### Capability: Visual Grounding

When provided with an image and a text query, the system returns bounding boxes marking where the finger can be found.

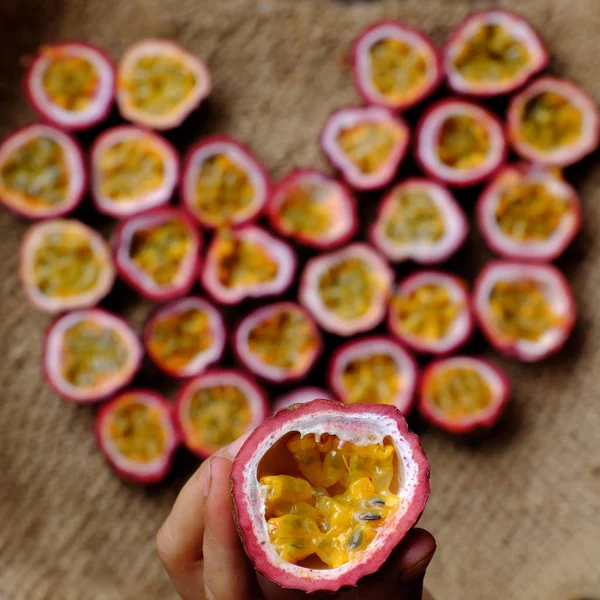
[395,528,437,583]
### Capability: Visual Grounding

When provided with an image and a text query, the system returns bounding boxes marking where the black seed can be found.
[361,512,382,521]
[349,529,363,550]
[370,498,385,507]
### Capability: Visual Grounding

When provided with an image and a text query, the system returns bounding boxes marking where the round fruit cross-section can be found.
[370,178,468,264]
[20,219,115,313]
[200,226,296,305]
[328,336,418,415]
[143,296,225,378]
[116,40,211,130]
[300,243,393,336]
[273,388,336,413]
[95,390,178,483]
[419,356,510,434]
[175,369,269,459]
[25,42,115,131]
[43,309,143,403]
[352,21,442,111]
[113,207,201,301]
[230,399,430,593]
[320,106,410,190]
[0,124,85,219]
[234,302,322,383]
[388,271,473,355]
[473,261,576,361]
[91,126,179,218]
[477,164,581,261]
[181,136,269,229]
[507,76,600,167]
[415,99,506,187]
[267,169,357,249]
[443,10,548,97]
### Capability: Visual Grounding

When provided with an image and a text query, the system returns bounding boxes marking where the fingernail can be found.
[398,549,436,583]
[224,433,249,459]
[203,458,212,498]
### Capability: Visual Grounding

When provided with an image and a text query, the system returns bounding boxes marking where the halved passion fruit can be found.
[91,126,179,218]
[234,302,322,383]
[370,178,468,264]
[143,296,225,378]
[273,388,336,413]
[320,106,410,190]
[473,261,576,361]
[267,169,357,249]
[299,243,393,336]
[116,40,211,130]
[507,76,600,167]
[443,10,549,97]
[181,136,269,229]
[351,21,442,111]
[230,399,430,593]
[95,390,178,483]
[388,271,473,355]
[25,42,116,131]
[113,207,201,301]
[419,356,510,434]
[415,99,506,187]
[43,308,143,403]
[20,219,115,313]
[200,226,296,305]
[175,369,269,459]
[0,124,85,219]
[477,164,581,261]
[328,336,418,415]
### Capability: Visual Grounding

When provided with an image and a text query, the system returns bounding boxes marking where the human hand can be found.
[157,434,436,600]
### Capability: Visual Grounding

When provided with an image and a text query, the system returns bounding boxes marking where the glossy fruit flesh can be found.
[438,114,489,170]
[341,354,401,405]
[260,433,399,569]
[280,186,330,236]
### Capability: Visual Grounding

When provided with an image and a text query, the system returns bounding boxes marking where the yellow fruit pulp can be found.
[337,123,399,174]
[437,115,490,170]
[258,433,399,568]
[278,182,331,237]
[341,353,401,405]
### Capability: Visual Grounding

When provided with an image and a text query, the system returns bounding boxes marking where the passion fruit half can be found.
[443,10,549,97]
[25,42,116,131]
[320,106,410,190]
[352,21,442,111]
[299,243,393,336]
[419,356,510,434]
[267,169,357,249]
[113,207,201,301]
[200,226,296,305]
[116,40,211,130]
[473,260,576,361]
[415,99,507,187]
[230,399,430,593]
[388,271,473,355]
[329,336,418,415]
[370,178,468,264]
[43,308,143,403]
[477,164,581,261]
[91,126,179,218]
[507,76,600,167]
[95,389,178,483]
[20,219,115,313]
[234,302,322,383]
[273,387,336,413]
[143,296,225,378]
[175,369,269,459]
[0,124,85,219]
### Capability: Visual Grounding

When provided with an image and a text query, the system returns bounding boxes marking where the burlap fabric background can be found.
[1,1,599,599]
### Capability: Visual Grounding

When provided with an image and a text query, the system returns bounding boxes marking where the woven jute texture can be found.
[1,1,599,599]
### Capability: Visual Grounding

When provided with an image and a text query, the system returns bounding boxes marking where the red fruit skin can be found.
[174,369,270,460]
[112,207,202,302]
[443,9,549,97]
[181,135,270,229]
[95,390,179,484]
[414,99,507,188]
[24,42,116,131]
[473,260,576,361]
[419,357,511,434]
[476,164,582,262]
[230,399,430,593]
[233,302,323,384]
[266,169,358,250]
[0,124,86,220]
[273,387,337,413]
